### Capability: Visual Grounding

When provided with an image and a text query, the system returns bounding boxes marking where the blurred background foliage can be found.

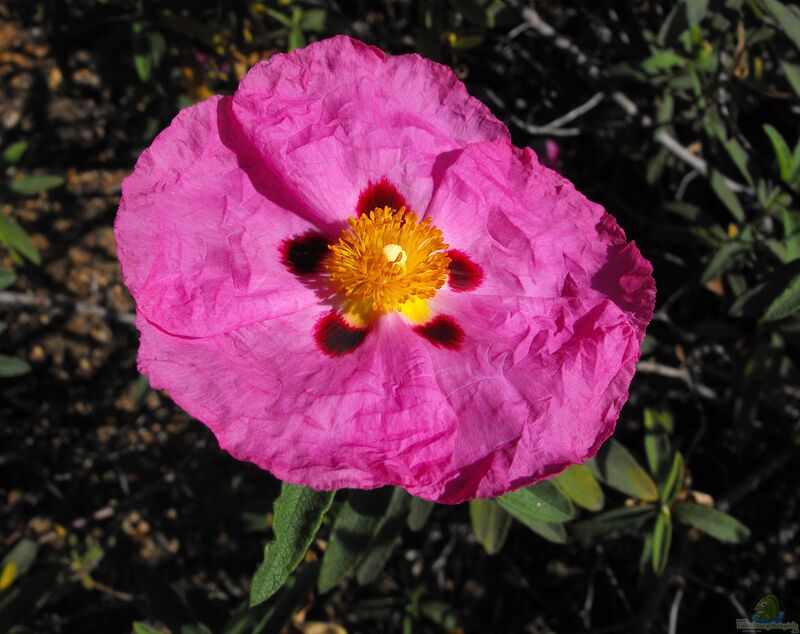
[1,0,799,632]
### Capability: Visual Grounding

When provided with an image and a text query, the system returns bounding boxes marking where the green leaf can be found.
[553,464,604,511]
[249,484,334,607]
[589,439,659,501]
[572,505,656,540]
[469,499,512,555]
[131,22,151,81]
[660,452,685,505]
[181,625,213,634]
[288,8,305,51]
[700,241,750,284]
[709,170,745,222]
[673,502,750,542]
[0,356,31,378]
[2,142,27,164]
[498,480,575,523]
[8,175,64,197]
[759,0,800,50]
[406,497,435,532]
[643,409,673,485]
[641,50,687,73]
[684,0,710,27]
[781,60,800,98]
[299,8,327,32]
[723,138,754,187]
[355,488,412,585]
[516,517,567,544]
[132,624,161,634]
[764,124,793,181]
[1,540,38,580]
[447,0,492,27]
[762,273,800,321]
[651,507,672,575]
[729,260,800,320]
[0,267,16,290]
[318,488,392,593]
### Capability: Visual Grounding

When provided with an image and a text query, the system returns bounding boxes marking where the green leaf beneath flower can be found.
[318,488,393,593]
[589,439,659,501]
[469,498,512,555]
[498,479,575,523]
[673,502,750,543]
[249,483,334,607]
[651,507,672,575]
[553,464,604,511]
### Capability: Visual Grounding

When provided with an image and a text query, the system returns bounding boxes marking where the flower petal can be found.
[136,311,461,497]
[116,96,322,337]
[232,36,509,225]
[424,292,643,502]
[427,140,655,335]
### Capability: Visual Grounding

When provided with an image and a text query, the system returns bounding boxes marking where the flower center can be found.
[327,206,451,312]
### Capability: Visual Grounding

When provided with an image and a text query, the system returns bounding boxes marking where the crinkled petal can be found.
[427,140,655,335]
[116,95,321,337]
[422,292,642,502]
[136,310,462,497]
[232,36,509,225]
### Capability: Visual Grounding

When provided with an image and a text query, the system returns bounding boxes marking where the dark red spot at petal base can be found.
[315,311,369,356]
[281,231,329,275]
[356,178,409,217]
[447,249,483,292]
[414,315,464,350]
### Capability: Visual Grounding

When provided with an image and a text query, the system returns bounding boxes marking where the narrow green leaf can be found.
[498,480,575,523]
[253,562,320,634]
[0,356,31,378]
[181,625,213,634]
[643,409,673,485]
[554,464,604,511]
[299,8,326,31]
[684,0,710,27]
[8,175,64,197]
[764,124,793,181]
[2,142,27,164]
[250,484,334,607]
[356,488,412,585]
[589,439,659,501]
[762,273,800,321]
[265,8,292,27]
[0,267,16,290]
[641,50,687,73]
[406,496,435,532]
[673,502,750,542]
[469,499,512,555]
[133,624,161,634]
[700,241,749,284]
[516,517,567,544]
[1,540,38,579]
[572,505,656,540]
[759,0,800,50]
[652,507,672,575]
[781,60,800,98]
[729,260,800,319]
[318,488,392,593]
[131,22,151,81]
[288,8,305,51]
[660,452,685,505]
[709,170,744,222]
[720,136,755,188]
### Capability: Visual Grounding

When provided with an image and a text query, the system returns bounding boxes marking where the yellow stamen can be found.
[327,206,450,312]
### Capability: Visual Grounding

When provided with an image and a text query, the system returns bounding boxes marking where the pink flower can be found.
[115,36,655,504]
